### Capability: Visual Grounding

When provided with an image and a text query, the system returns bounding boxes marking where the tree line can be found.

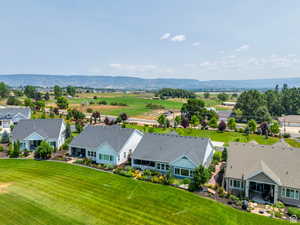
[234,84,300,123]
[155,88,196,99]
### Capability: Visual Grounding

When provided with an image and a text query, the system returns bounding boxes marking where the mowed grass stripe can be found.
[0,161,172,225]
[0,160,294,225]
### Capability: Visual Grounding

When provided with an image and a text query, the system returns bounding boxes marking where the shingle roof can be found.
[12,119,64,140]
[70,125,137,153]
[133,133,211,165]
[0,107,31,119]
[225,142,300,189]
[279,115,300,123]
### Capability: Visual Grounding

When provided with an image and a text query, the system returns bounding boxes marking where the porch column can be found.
[273,185,278,204]
[245,180,249,198]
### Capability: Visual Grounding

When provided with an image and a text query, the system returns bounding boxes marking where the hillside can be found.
[0,159,293,225]
[0,74,300,90]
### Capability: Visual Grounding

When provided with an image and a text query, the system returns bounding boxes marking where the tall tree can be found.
[227,117,236,130]
[66,86,76,96]
[181,99,205,121]
[0,82,10,98]
[24,85,36,98]
[56,96,69,109]
[247,119,257,134]
[54,85,63,99]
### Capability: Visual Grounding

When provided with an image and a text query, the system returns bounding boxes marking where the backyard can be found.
[0,159,293,225]
[125,124,280,145]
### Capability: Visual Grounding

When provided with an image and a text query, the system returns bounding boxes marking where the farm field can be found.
[47,93,183,118]
[125,124,280,145]
[0,160,293,225]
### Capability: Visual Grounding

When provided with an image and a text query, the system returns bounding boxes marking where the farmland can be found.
[0,159,292,225]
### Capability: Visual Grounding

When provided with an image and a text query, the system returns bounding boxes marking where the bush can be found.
[213,151,222,163]
[288,207,300,218]
[34,141,53,160]
[98,100,107,105]
[1,131,9,144]
[274,201,285,209]
[188,182,198,192]
[183,178,191,185]
[86,108,93,113]
[283,133,291,138]
[0,145,3,152]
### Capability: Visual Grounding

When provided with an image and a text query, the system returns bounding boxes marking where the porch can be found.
[247,181,276,204]
[71,147,86,157]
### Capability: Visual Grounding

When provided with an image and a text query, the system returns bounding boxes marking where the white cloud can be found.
[235,44,250,52]
[160,33,171,40]
[171,34,186,42]
[192,42,200,46]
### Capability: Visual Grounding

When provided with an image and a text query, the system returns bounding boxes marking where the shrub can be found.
[188,182,198,192]
[213,151,222,163]
[283,133,291,138]
[288,207,300,218]
[86,108,93,113]
[0,145,3,152]
[1,131,9,144]
[274,201,285,209]
[98,100,107,105]
[34,141,53,160]
[183,178,191,185]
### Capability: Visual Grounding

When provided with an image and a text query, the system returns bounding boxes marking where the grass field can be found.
[0,160,293,225]
[125,124,280,145]
[48,94,183,118]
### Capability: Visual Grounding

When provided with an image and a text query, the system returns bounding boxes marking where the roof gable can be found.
[70,125,136,153]
[133,133,210,165]
[226,142,300,188]
[24,131,47,140]
[12,119,64,141]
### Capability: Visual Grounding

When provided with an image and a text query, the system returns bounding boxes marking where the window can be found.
[181,169,189,177]
[156,163,169,171]
[230,179,242,189]
[281,188,300,200]
[123,152,126,158]
[99,154,113,162]
[174,167,192,177]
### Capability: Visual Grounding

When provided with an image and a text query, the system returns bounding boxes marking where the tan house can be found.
[224,142,300,206]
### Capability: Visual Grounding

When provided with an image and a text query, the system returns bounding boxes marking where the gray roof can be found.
[133,133,211,165]
[12,119,64,140]
[225,142,300,189]
[279,115,300,123]
[0,107,31,119]
[70,125,137,152]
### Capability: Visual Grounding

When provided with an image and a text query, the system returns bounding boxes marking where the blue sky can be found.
[1,0,300,80]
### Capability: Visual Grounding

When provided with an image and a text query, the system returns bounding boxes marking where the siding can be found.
[170,156,196,169]
[249,172,276,185]
[118,130,143,164]
[94,143,118,165]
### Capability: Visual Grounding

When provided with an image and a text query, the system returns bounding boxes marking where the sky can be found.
[1,0,300,80]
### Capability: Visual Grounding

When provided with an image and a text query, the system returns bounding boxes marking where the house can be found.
[69,126,144,165]
[217,110,232,122]
[224,142,300,206]
[222,102,236,107]
[0,107,31,132]
[12,119,66,151]
[132,133,214,178]
[279,115,300,127]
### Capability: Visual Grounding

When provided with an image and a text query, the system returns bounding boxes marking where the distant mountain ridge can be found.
[0,74,299,90]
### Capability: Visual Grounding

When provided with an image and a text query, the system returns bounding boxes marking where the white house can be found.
[12,119,66,150]
[0,107,31,133]
[132,133,214,178]
[69,125,144,165]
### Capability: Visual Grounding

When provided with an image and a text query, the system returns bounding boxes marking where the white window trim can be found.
[281,187,300,200]
[229,179,243,190]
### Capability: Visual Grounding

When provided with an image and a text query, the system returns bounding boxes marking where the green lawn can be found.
[69,95,183,116]
[125,124,279,145]
[0,160,293,225]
